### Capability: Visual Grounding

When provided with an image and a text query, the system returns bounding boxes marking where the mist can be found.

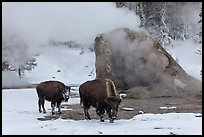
[2,2,141,87]
[2,2,140,49]
[104,28,178,89]
[2,71,30,88]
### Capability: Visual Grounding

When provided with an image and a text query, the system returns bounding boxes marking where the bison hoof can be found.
[100,119,105,122]
[52,112,55,115]
[109,119,114,123]
[58,112,61,114]
[85,116,91,120]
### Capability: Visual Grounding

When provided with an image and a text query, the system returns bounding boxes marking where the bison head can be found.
[105,96,122,123]
[63,86,71,102]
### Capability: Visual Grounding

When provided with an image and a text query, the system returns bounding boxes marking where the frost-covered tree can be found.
[2,30,37,78]
[115,2,173,46]
[198,7,202,44]
[140,2,174,46]
[116,2,126,8]
[198,7,202,78]
[115,2,202,47]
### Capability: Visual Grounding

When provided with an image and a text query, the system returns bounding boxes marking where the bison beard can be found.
[36,80,70,115]
[79,78,121,123]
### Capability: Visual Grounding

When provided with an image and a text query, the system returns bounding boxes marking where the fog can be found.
[2,2,141,87]
[2,71,30,88]
[2,2,140,49]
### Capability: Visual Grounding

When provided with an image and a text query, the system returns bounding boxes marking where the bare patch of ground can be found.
[37,84,202,121]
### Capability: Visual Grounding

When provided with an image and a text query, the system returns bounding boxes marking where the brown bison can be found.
[36,80,71,115]
[79,78,122,123]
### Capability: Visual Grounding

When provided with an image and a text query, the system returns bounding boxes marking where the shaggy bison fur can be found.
[79,78,122,123]
[36,80,71,115]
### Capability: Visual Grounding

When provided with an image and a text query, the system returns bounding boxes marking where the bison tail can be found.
[80,98,83,107]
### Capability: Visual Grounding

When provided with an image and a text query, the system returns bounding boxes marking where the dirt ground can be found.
[37,85,202,121]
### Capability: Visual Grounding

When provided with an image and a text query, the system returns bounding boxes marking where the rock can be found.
[94,28,201,91]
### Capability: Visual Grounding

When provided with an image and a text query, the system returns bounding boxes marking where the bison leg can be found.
[100,115,105,122]
[57,101,61,114]
[84,108,91,120]
[41,99,46,113]
[96,104,105,122]
[51,101,56,115]
[38,99,42,113]
[38,98,46,113]
[108,112,115,123]
[105,108,114,123]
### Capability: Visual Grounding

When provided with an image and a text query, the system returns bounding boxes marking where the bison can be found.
[36,80,71,115]
[79,78,122,123]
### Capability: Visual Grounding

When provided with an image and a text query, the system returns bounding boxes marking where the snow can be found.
[24,46,96,85]
[159,106,177,110]
[174,79,186,91]
[2,88,202,135]
[122,107,134,111]
[166,40,202,81]
[2,2,202,135]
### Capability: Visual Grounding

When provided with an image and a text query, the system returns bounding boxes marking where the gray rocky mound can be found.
[94,28,201,95]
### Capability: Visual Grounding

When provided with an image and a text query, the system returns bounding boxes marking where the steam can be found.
[105,28,174,89]
[2,71,29,88]
[2,29,34,68]
[2,2,140,87]
[2,2,140,49]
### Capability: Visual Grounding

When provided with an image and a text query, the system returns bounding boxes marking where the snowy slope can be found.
[166,40,202,81]
[24,46,96,85]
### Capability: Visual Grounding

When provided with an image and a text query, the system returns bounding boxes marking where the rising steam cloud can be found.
[104,28,174,89]
[2,2,140,87]
[2,2,140,51]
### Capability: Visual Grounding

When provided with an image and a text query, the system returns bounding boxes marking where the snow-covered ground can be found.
[2,88,202,135]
